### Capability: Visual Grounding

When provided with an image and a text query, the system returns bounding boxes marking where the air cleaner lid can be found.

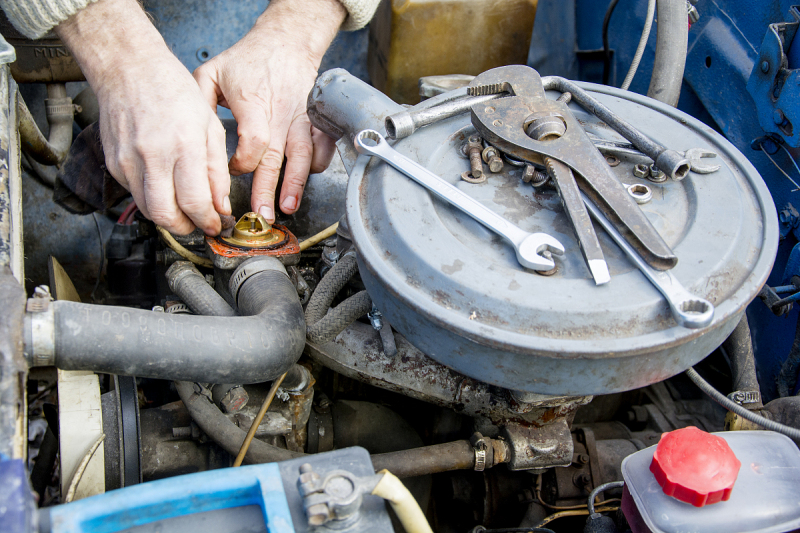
[346,82,778,395]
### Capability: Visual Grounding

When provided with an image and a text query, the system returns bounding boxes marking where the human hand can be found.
[193,0,345,223]
[56,0,230,235]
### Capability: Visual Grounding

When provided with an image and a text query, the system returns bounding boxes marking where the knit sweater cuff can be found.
[0,0,97,39]
[338,0,380,31]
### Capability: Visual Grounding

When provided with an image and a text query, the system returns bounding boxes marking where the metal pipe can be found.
[646,0,688,107]
[17,84,74,166]
[541,76,689,180]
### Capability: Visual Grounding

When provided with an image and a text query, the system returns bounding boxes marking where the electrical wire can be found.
[685,367,800,440]
[587,481,624,515]
[759,140,800,191]
[299,221,339,251]
[535,507,620,529]
[602,0,621,85]
[232,373,287,467]
[531,474,620,510]
[90,213,105,303]
[155,226,213,268]
[620,0,656,90]
[64,433,105,503]
[117,201,137,224]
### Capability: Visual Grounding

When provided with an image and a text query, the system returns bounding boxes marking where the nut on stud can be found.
[633,163,650,179]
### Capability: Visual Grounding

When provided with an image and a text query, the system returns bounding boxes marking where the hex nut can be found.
[633,163,650,179]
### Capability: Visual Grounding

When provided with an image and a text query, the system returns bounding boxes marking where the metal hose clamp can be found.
[228,256,288,305]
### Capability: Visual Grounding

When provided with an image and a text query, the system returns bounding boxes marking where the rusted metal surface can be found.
[502,419,573,470]
[205,223,300,267]
[305,321,590,427]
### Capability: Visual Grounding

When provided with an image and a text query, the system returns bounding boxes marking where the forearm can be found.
[54,0,173,95]
[251,0,347,68]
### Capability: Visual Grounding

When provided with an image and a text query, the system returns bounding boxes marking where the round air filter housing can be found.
[346,83,777,396]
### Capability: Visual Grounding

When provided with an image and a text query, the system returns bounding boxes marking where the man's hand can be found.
[193,0,344,223]
[56,0,230,235]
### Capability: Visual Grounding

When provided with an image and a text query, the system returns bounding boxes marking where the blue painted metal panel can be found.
[48,463,294,533]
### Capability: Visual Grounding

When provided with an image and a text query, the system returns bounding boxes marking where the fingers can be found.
[172,145,221,235]
[207,120,232,215]
[279,117,315,216]
[250,129,288,224]
[229,100,271,176]
[193,64,223,111]
[310,126,336,174]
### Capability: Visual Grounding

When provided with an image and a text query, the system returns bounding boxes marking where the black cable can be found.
[470,526,555,533]
[90,213,105,303]
[602,0,621,85]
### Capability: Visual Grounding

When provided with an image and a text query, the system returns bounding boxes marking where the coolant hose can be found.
[166,261,236,317]
[24,257,305,383]
[646,0,688,107]
[305,254,372,344]
[722,316,761,405]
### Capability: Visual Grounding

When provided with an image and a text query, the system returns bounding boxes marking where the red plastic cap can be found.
[649,426,741,507]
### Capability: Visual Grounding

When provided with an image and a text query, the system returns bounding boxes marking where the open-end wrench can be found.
[354,129,565,271]
[580,191,714,329]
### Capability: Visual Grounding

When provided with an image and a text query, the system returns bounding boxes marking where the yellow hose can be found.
[299,222,339,251]
[372,470,433,533]
[156,226,213,268]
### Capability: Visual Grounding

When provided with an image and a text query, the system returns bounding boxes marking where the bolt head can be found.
[633,163,649,179]
[761,60,770,73]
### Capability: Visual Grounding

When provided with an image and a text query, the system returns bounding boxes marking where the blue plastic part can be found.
[47,463,295,533]
[0,458,37,533]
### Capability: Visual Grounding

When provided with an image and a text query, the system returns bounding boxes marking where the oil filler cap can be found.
[649,426,741,507]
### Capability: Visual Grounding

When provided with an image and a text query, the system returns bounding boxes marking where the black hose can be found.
[305,254,359,325]
[722,316,761,403]
[175,381,303,463]
[166,261,236,317]
[47,257,305,383]
[307,290,372,344]
[602,0,621,85]
[686,368,800,440]
[778,313,800,398]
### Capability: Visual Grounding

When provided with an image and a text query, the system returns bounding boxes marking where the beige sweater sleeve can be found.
[338,0,382,31]
[0,0,97,39]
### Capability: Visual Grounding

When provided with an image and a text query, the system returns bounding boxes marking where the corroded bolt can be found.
[482,146,504,173]
[523,165,549,187]
[633,163,650,179]
[648,163,666,182]
[220,385,249,413]
[466,135,484,179]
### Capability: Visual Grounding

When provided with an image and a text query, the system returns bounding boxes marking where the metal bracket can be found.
[747,6,800,147]
[728,390,762,406]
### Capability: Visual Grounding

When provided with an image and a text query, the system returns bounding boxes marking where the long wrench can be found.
[580,192,714,329]
[354,130,565,271]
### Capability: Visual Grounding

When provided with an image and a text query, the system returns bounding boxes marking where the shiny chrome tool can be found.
[468,65,681,279]
[581,192,714,329]
[354,129,565,272]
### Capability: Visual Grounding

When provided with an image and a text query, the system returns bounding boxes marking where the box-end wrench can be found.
[354,130,565,272]
[580,191,714,329]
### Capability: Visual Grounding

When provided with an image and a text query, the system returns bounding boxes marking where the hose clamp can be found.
[728,390,761,406]
[25,301,55,367]
[229,256,287,304]
[474,449,486,471]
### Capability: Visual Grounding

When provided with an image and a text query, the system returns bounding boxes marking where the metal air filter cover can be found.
[345,83,777,396]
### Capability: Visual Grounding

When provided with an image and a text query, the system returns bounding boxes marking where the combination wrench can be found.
[354,129,565,272]
[580,191,714,329]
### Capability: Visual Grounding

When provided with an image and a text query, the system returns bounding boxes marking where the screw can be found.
[523,165,549,186]
[535,250,558,276]
[482,146,504,173]
[761,60,770,73]
[465,135,484,179]
[172,426,192,438]
[633,163,649,179]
